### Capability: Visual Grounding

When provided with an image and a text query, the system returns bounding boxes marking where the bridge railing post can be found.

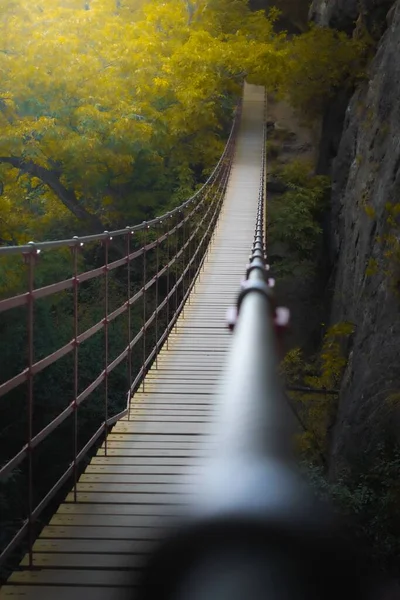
[72,238,80,502]
[126,229,133,418]
[166,223,171,351]
[24,245,36,568]
[155,223,160,370]
[103,233,110,456]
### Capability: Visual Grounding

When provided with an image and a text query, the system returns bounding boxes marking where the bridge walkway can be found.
[0,83,266,599]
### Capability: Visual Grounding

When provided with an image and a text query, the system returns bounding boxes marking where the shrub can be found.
[266,140,281,159]
[302,445,400,568]
[280,25,372,120]
[373,203,400,292]
[365,257,378,277]
[281,321,355,462]
[269,161,330,262]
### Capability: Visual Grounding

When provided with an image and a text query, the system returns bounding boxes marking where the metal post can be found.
[187,212,192,305]
[103,235,110,456]
[166,224,170,351]
[174,223,179,333]
[142,226,148,391]
[25,246,35,568]
[72,239,79,501]
[263,91,268,246]
[182,212,186,318]
[127,230,133,421]
[155,224,160,369]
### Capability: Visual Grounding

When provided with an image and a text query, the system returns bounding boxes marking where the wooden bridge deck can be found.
[0,84,266,599]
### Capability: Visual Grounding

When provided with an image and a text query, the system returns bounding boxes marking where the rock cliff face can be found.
[313,0,400,473]
[309,0,395,33]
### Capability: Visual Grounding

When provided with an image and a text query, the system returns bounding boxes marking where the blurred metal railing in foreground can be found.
[138,95,374,600]
[0,103,241,568]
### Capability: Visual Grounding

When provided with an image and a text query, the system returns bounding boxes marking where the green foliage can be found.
[269,161,330,267]
[270,0,310,32]
[282,321,354,462]
[364,204,376,219]
[318,321,355,387]
[266,140,281,159]
[0,0,284,243]
[365,257,378,277]
[303,445,400,567]
[279,25,371,120]
[386,392,400,409]
[385,202,400,228]
[269,126,294,142]
[372,203,400,292]
[280,347,303,382]
[383,234,400,291]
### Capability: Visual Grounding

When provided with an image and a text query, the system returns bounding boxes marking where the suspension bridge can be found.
[0,83,270,598]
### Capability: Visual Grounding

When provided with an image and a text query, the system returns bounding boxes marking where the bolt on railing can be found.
[0,102,241,569]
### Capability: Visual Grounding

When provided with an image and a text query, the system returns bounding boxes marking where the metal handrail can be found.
[0,102,241,568]
[138,90,371,600]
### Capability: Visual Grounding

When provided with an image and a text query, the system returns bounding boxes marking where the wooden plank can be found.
[40,525,165,540]
[124,406,216,413]
[124,415,214,423]
[95,448,209,457]
[75,482,193,494]
[0,586,134,600]
[138,380,219,387]
[148,356,219,362]
[31,538,158,554]
[57,503,183,517]
[65,492,190,504]
[144,366,227,370]
[127,405,217,412]
[21,552,146,569]
[9,569,138,587]
[91,456,202,466]
[148,366,225,371]
[96,433,211,442]
[144,374,221,380]
[49,513,179,528]
[103,437,211,446]
[86,464,203,475]
[129,397,217,404]
[80,473,198,484]
[131,388,215,395]
[161,337,229,343]
[112,422,208,435]
[100,441,210,449]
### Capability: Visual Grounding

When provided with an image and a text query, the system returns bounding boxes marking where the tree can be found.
[0,0,282,244]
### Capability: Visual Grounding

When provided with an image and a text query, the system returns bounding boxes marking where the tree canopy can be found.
[0,0,282,244]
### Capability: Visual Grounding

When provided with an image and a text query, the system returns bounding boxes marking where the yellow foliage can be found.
[386,392,400,408]
[280,348,305,383]
[317,321,355,388]
[366,257,379,277]
[277,25,371,120]
[364,205,376,219]
[0,0,283,242]
[283,322,355,462]
[371,203,400,292]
